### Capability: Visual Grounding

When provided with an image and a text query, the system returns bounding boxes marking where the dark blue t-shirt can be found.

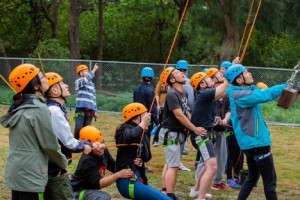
[191,88,216,129]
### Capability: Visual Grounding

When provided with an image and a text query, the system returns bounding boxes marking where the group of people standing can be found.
[0,57,291,200]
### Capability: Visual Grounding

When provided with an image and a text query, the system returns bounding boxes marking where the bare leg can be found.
[198,158,217,200]
[194,166,205,191]
[162,163,168,189]
[165,167,179,193]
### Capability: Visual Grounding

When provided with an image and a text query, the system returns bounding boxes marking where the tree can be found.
[40,0,63,39]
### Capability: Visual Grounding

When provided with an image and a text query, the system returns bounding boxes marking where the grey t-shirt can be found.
[161,87,188,129]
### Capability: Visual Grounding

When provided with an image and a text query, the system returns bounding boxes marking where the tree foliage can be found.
[0,0,299,68]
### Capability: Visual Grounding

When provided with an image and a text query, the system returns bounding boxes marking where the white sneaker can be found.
[189,188,198,198]
[205,192,212,198]
[179,163,191,172]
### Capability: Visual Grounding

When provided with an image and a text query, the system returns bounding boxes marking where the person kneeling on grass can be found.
[115,103,172,200]
[71,126,132,200]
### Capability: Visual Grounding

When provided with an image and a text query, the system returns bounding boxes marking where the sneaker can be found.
[179,163,191,172]
[211,183,231,190]
[189,188,198,198]
[182,151,189,156]
[234,178,241,185]
[161,190,167,194]
[152,141,158,147]
[205,192,212,198]
[227,179,239,188]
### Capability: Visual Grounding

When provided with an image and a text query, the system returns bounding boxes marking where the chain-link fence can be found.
[0,57,299,113]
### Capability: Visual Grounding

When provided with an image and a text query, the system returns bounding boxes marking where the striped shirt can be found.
[75,72,97,111]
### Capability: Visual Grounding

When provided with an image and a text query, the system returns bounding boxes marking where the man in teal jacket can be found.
[225,63,286,200]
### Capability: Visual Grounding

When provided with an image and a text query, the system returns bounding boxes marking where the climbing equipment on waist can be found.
[38,193,43,200]
[197,131,234,148]
[162,128,188,148]
[129,174,138,199]
[79,190,86,200]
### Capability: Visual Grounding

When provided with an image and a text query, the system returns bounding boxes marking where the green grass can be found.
[0,105,300,199]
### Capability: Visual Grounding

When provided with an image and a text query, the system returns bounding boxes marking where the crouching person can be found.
[115,103,172,200]
[71,126,130,200]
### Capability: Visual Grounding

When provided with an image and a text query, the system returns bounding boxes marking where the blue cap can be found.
[220,61,232,69]
[176,60,188,70]
[141,67,154,77]
[202,68,208,73]
[224,64,245,84]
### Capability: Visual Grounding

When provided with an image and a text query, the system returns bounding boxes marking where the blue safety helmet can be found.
[202,68,208,73]
[224,64,246,84]
[176,60,188,70]
[141,67,154,78]
[220,61,232,69]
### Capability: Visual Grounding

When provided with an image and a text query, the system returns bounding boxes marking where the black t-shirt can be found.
[214,96,230,119]
[161,87,188,129]
[191,88,216,129]
[70,149,116,192]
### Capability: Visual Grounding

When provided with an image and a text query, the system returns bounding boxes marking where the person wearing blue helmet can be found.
[219,61,232,75]
[133,67,159,173]
[224,59,287,200]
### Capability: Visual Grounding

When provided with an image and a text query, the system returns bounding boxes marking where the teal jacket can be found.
[225,84,286,150]
[0,94,67,192]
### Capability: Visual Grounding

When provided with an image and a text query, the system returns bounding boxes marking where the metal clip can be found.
[287,61,300,90]
[136,144,143,158]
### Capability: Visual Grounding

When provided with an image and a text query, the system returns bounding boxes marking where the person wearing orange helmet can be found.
[0,64,67,200]
[74,63,99,140]
[115,103,172,200]
[189,71,230,200]
[71,126,131,200]
[205,68,232,190]
[44,72,100,199]
[158,68,207,200]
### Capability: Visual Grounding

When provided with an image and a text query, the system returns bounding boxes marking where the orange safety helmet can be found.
[160,67,174,86]
[190,72,207,90]
[9,63,40,93]
[205,68,218,78]
[45,72,63,87]
[256,82,268,89]
[122,102,147,122]
[80,125,103,143]
[76,64,88,74]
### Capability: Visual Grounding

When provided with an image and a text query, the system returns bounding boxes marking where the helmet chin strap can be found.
[241,74,251,86]
[174,77,186,85]
[214,76,224,84]
[47,84,67,103]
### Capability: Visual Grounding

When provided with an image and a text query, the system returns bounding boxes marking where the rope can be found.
[38,53,45,74]
[139,0,190,144]
[237,0,255,57]
[0,74,16,93]
[240,0,262,63]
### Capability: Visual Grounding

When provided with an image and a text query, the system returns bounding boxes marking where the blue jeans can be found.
[238,146,277,200]
[74,108,95,139]
[116,170,172,200]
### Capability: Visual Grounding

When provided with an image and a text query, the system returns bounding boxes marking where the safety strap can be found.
[225,131,234,138]
[79,190,86,200]
[129,175,137,199]
[38,193,43,200]
[197,131,235,148]
[163,137,181,148]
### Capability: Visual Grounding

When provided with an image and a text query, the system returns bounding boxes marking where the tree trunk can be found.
[96,0,104,91]
[28,0,44,47]
[0,38,11,79]
[69,0,81,93]
[218,0,236,63]
[40,0,61,39]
